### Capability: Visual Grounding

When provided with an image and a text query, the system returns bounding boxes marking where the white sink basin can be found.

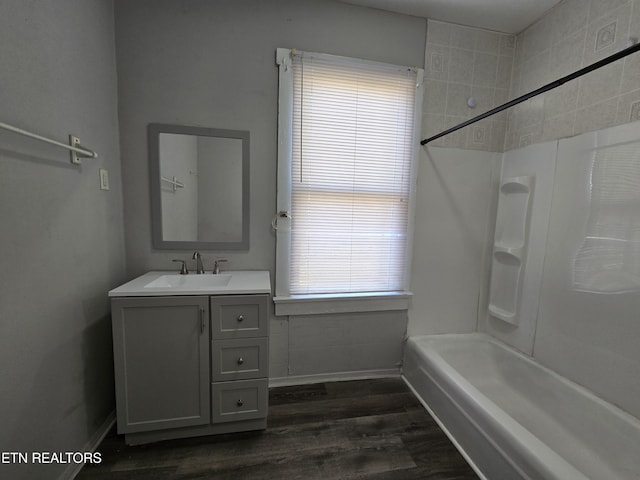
[144,274,231,289]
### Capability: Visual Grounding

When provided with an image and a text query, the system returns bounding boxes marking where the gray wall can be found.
[114,0,426,381]
[115,0,425,276]
[0,1,125,479]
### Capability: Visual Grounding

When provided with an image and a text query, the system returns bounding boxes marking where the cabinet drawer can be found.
[211,379,268,424]
[212,338,268,381]
[210,295,268,339]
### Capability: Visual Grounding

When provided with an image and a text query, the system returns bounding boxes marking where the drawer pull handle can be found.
[237,315,244,322]
[237,357,244,365]
[236,399,244,407]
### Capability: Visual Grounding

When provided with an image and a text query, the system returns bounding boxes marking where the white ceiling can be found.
[339,0,563,34]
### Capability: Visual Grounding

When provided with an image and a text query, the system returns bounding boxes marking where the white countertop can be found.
[109,270,271,297]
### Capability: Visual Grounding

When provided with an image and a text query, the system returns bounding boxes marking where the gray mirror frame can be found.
[148,123,250,250]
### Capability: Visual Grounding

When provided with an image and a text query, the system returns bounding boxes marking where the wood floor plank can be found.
[77,379,479,480]
[268,391,420,428]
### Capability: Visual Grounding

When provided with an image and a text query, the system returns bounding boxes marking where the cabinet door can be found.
[111,296,210,434]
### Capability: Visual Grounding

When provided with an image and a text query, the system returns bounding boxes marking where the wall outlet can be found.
[99,168,110,190]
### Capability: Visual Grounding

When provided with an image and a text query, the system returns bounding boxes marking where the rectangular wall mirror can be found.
[148,124,250,250]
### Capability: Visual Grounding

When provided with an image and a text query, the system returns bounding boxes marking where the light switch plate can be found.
[99,168,110,190]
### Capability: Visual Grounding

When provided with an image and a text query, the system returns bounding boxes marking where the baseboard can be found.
[61,410,116,480]
[268,368,400,388]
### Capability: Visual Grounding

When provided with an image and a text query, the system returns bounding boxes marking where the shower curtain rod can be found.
[420,41,640,145]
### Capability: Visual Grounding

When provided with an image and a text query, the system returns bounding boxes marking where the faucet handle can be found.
[172,259,189,275]
[213,259,228,274]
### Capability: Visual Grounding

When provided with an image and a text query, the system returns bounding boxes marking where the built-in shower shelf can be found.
[488,174,535,326]
[488,304,516,323]
[493,245,523,262]
[500,176,532,194]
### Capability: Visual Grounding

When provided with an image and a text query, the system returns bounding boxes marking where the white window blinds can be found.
[287,52,419,295]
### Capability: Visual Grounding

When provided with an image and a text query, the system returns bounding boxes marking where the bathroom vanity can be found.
[108,270,270,445]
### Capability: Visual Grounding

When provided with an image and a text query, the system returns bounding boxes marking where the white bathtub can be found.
[402,333,640,480]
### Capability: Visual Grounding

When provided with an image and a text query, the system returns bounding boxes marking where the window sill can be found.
[273,291,412,316]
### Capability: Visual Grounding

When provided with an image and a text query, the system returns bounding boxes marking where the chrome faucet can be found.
[192,251,205,274]
[172,259,189,275]
[213,259,227,275]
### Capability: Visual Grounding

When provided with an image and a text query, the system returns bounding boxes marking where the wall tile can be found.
[519,132,534,147]
[544,81,579,118]
[542,111,577,140]
[549,28,586,79]
[450,24,476,49]
[504,131,518,151]
[465,118,492,150]
[620,48,640,94]
[448,48,474,84]
[471,85,495,113]
[514,32,525,66]
[576,61,623,108]
[584,2,632,64]
[595,21,618,51]
[424,79,447,114]
[521,15,554,62]
[510,64,523,97]
[490,116,507,151]
[496,55,514,89]
[443,115,469,148]
[426,20,451,46]
[501,0,640,151]
[589,0,631,23]
[517,97,545,130]
[423,80,447,119]
[476,30,500,53]
[616,88,640,122]
[549,0,591,43]
[424,19,516,152]
[574,97,619,134]
[446,83,472,116]
[632,0,640,37]
[499,34,516,56]
[521,50,551,93]
[494,88,510,107]
[631,100,640,120]
[517,121,543,147]
[425,44,450,81]
[473,52,498,87]
[506,104,519,130]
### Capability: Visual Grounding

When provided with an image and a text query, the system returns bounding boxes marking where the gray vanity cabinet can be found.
[110,292,269,445]
[111,296,210,434]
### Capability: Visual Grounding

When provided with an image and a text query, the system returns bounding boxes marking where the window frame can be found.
[273,48,423,315]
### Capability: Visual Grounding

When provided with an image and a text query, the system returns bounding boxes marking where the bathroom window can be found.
[274,49,423,310]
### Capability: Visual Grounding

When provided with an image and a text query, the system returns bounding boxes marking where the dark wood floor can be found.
[77,378,479,479]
